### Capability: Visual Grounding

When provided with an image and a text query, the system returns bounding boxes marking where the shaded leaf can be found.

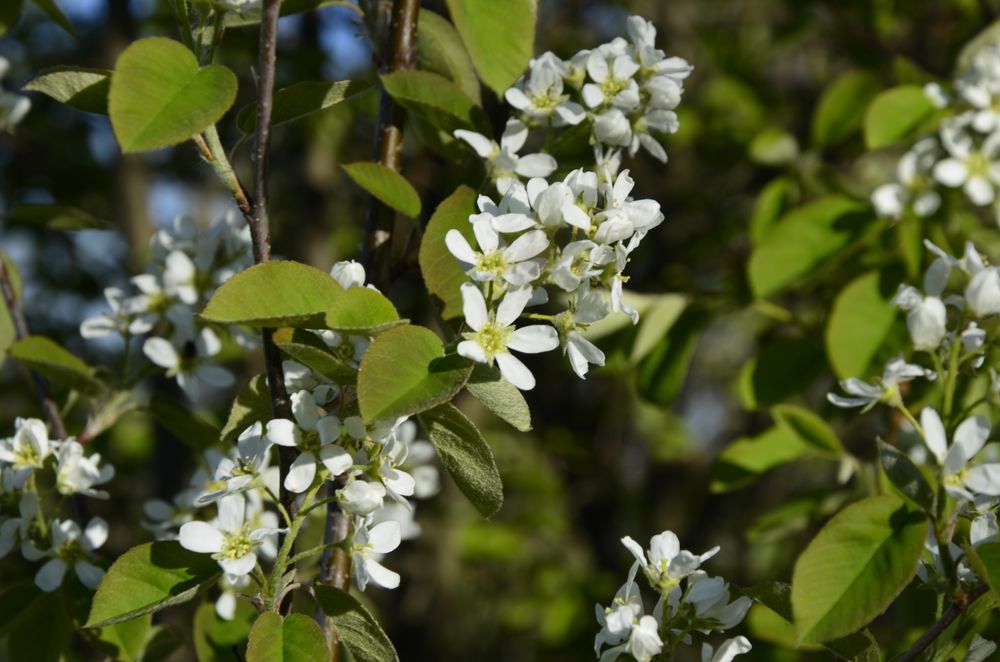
[749,177,797,245]
[9,335,103,394]
[864,86,937,149]
[221,375,270,443]
[465,363,531,432]
[629,294,688,364]
[635,307,705,406]
[224,0,356,28]
[773,404,844,456]
[739,336,825,409]
[245,613,329,662]
[32,0,74,36]
[0,0,22,36]
[419,185,477,319]
[149,393,220,451]
[272,327,358,385]
[445,0,536,95]
[877,440,935,512]
[710,426,813,493]
[825,270,899,380]
[380,69,489,134]
[237,79,372,132]
[8,591,72,662]
[193,600,257,662]
[324,286,403,334]
[5,203,110,230]
[749,126,799,165]
[314,586,400,662]
[23,66,110,114]
[342,161,422,218]
[811,71,879,148]
[416,9,480,103]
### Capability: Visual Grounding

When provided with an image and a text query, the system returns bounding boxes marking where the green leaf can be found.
[748,196,870,298]
[465,363,531,432]
[9,335,103,394]
[237,79,372,132]
[629,294,688,364]
[95,614,153,662]
[5,203,110,229]
[772,404,844,456]
[201,261,344,328]
[863,86,936,149]
[710,426,813,493]
[324,286,403,334]
[23,66,109,114]
[357,325,472,424]
[791,495,926,644]
[245,613,329,662]
[380,69,489,134]
[193,600,256,662]
[635,307,705,406]
[749,126,799,166]
[224,0,356,28]
[419,185,477,319]
[8,591,72,662]
[109,37,238,153]
[419,402,503,517]
[31,0,74,36]
[0,253,20,367]
[87,541,221,628]
[877,440,935,512]
[222,375,270,443]
[972,541,1000,601]
[416,9,481,103]
[149,393,220,451]
[811,71,879,148]
[739,337,825,409]
[314,586,400,662]
[445,0,536,95]
[749,177,797,245]
[273,328,358,384]
[342,161,422,218]
[825,270,898,380]
[0,0,22,36]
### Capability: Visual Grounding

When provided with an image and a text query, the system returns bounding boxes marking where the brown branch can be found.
[897,583,990,662]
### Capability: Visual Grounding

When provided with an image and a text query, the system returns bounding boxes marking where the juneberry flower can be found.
[827,357,936,409]
[446,219,549,287]
[178,493,279,577]
[351,520,402,591]
[266,390,354,493]
[31,517,107,592]
[455,119,557,193]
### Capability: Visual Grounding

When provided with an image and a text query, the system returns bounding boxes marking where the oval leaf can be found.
[419,185,477,319]
[416,9,481,103]
[418,402,503,517]
[24,66,111,114]
[86,541,221,628]
[238,79,372,132]
[5,204,110,230]
[109,37,238,153]
[357,325,472,423]
[380,69,488,134]
[342,162,422,218]
[710,426,812,493]
[791,495,926,644]
[825,271,898,380]
[811,70,879,148]
[246,613,329,662]
[877,440,935,512]
[445,0,536,95]
[465,363,531,432]
[314,586,400,662]
[201,261,344,328]
[273,327,358,384]
[10,335,102,394]
[772,404,844,456]
[324,286,402,334]
[863,86,936,150]
[222,374,271,443]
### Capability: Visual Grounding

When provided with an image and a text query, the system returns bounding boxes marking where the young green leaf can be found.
[876,440,935,512]
[748,196,870,298]
[629,294,688,365]
[9,335,103,394]
[791,495,926,644]
[193,600,256,662]
[109,37,238,153]
[419,185,477,319]
[23,66,110,114]
[324,286,403,334]
[445,0,537,95]
[237,79,372,132]
[86,541,221,628]
[971,541,1000,600]
[380,69,489,134]
[5,203,110,229]
[272,327,358,384]
[93,614,153,662]
[32,0,75,36]
[221,374,271,443]
[635,307,705,406]
[419,402,504,517]
[749,177,798,245]
[863,86,936,149]
[0,0,22,37]
[8,591,72,662]
[245,613,329,662]
[0,253,19,367]
[710,426,813,493]
[358,325,472,423]
[739,337,825,409]
[416,9,481,103]
[314,586,401,662]
[201,261,344,328]
[825,271,898,380]
[224,0,355,28]
[749,126,799,166]
[772,404,844,456]
[342,161,422,218]
[149,394,220,451]
[811,70,879,148]
[465,363,532,432]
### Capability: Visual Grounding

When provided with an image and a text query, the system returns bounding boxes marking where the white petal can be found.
[194,364,234,388]
[500,119,528,153]
[504,230,549,262]
[934,158,969,187]
[460,283,488,331]
[266,418,302,448]
[319,444,353,477]
[83,517,109,551]
[445,229,478,265]
[291,390,320,431]
[35,558,67,592]
[284,453,317,493]
[367,521,402,554]
[472,218,500,253]
[966,176,996,206]
[946,415,991,476]
[218,494,246,533]
[179,521,225,554]
[514,153,558,178]
[496,286,533,327]
[966,464,1000,495]
[920,407,948,465]
[495,352,535,390]
[220,552,257,577]
[454,130,495,158]
[457,340,488,363]
[364,558,400,589]
[142,337,179,369]
[507,325,559,353]
[74,560,105,589]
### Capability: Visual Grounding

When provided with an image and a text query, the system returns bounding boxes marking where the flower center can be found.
[219,529,253,560]
[475,251,509,278]
[56,539,84,565]
[967,151,992,178]
[469,322,512,360]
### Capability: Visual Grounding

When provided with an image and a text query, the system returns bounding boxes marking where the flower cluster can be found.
[0,418,114,592]
[595,531,751,662]
[0,57,30,133]
[81,212,255,401]
[450,16,688,390]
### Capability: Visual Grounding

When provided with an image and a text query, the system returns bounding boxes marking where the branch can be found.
[897,583,990,662]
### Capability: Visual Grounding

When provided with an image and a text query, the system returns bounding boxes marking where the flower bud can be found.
[907,297,947,350]
[966,267,1000,317]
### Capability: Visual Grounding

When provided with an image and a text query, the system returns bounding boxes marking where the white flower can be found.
[197,422,273,504]
[456,284,559,390]
[34,517,107,592]
[827,356,935,409]
[623,616,662,662]
[143,333,234,401]
[621,530,719,591]
[893,258,950,351]
[80,286,155,339]
[593,108,633,147]
[446,219,548,287]
[701,637,752,662]
[595,570,643,657]
[966,266,1000,317]
[178,493,278,576]
[504,56,586,126]
[55,440,114,499]
[0,493,36,559]
[351,521,402,591]
[330,260,366,289]
[582,51,641,110]
[921,408,1000,500]
[964,635,998,662]
[685,572,752,632]
[339,480,387,516]
[455,119,557,194]
[0,58,30,133]
[266,391,354,493]
[0,418,52,487]
[933,115,1000,206]
[871,138,941,219]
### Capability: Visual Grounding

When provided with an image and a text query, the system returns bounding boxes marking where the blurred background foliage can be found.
[4,0,1000,659]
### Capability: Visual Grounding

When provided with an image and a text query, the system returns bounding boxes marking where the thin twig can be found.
[897,583,990,662]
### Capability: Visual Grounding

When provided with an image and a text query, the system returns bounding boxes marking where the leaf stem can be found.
[896,583,989,662]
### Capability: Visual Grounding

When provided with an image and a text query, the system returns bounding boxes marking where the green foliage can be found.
[0,0,22,37]
[635,307,705,406]
[416,9,481,103]
[811,71,879,148]
[876,440,935,512]
[324,287,403,335]
[31,0,74,36]
[0,252,20,367]
[149,393,220,451]
[23,66,110,114]
[863,86,936,149]
[7,590,72,662]
[749,177,797,244]
[5,203,110,229]
[380,70,489,134]
[419,402,504,517]
[629,294,688,364]
[108,38,237,153]
[193,600,256,662]
[972,542,1000,601]
[419,185,477,319]
[445,0,537,95]
[342,161,422,218]
[739,336,824,409]
[245,613,329,662]
[314,586,401,662]
[237,79,372,132]
[9,334,102,394]
[791,496,926,644]
[223,0,356,28]
[202,261,345,328]
[272,327,358,384]
[86,541,221,628]
[772,404,844,456]
[94,614,153,662]
[749,126,799,166]
[357,324,471,424]
[222,374,270,443]
[825,271,898,379]
[748,196,871,298]
[465,364,532,432]
[710,425,815,493]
